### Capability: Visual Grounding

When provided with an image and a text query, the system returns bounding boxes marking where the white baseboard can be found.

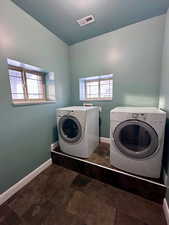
[0,158,52,206]
[100,137,110,144]
[163,169,168,186]
[51,141,58,151]
[163,198,169,225]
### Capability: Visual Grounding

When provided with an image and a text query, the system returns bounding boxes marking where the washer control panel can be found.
[56,110,74,118]
[132,113,147,120]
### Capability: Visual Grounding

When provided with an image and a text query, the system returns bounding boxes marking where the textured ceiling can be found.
[12,0,169,45]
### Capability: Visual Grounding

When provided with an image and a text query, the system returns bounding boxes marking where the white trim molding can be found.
[163,198,169,225]
[51,141,58,151]
[0,159,52,206]
[163,169,168,186]
[100,137,110,144]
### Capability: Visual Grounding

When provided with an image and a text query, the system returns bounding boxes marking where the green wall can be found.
[0,0,71,193]
[0,0,168,195]
[69,15,165,137]
[159,9,169,203]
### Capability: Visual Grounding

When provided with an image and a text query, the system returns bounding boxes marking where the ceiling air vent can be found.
[77,15,95,27]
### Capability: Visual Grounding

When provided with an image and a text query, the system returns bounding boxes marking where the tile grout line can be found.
[114,208,118,225]
[163,198,169,225]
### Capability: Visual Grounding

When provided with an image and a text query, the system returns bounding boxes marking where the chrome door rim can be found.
[113,120,159,159]
[59,115,82,144]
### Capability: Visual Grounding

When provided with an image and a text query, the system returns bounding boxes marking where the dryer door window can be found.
[113,120,158,159]
[59,115,82,143]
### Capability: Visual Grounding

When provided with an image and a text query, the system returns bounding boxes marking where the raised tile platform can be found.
[51,143,166,204]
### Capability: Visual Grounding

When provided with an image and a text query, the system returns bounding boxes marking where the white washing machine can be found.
[56,106,99,158]
[110,107,166,178]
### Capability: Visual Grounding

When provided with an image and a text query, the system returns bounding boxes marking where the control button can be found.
[132,113,139,118]
[140,113,146,120]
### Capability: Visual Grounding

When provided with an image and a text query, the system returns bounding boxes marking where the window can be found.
[7,59,56,105]
[79,74,113,101]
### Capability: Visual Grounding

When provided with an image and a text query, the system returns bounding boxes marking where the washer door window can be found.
[59,115,82,143]
[113,120,158,159]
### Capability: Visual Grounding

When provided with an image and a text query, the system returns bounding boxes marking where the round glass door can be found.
[113,120,158,159]
[59,115,82,143]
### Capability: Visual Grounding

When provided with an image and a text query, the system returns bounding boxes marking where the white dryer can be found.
[56,106,99,158]
[110,107,166,178]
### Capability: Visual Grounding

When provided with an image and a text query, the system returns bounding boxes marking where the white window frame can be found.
[7,58,56,106]
[79,74,113,101]
[8,65,46,102]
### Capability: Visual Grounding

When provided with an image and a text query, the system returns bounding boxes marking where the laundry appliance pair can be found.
[56,106,166,178]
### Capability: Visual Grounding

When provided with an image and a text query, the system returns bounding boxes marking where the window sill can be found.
[12,100,56,107]
[80,99,113,102]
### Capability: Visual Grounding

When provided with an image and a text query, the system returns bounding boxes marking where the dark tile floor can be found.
[54,142,110,168]
[0,164,167,225]
[88,142,111,167]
